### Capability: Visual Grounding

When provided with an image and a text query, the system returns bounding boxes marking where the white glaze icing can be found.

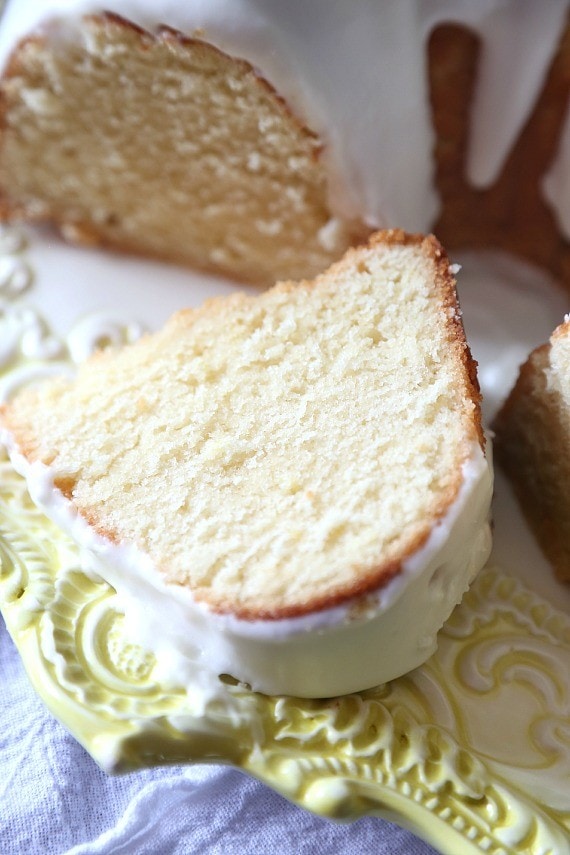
[1,436,492,699]
[1,231,567,702]
[0,1,568,232]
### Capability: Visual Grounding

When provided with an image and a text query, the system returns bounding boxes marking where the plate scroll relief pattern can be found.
[0,226,569,855]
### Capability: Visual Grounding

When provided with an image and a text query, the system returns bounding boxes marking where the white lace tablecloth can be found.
[1,616,440,855]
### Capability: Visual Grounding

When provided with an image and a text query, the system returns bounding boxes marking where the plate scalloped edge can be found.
[0,227,569,855]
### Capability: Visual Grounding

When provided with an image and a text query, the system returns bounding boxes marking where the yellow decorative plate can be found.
[0,226,569,855]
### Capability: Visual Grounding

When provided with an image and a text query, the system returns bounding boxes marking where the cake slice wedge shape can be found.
[0,230,493,698]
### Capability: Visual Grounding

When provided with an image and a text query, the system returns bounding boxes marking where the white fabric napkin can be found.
[1,616,439,854]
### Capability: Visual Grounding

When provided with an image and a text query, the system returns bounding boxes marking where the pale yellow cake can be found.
[0,231,490,621]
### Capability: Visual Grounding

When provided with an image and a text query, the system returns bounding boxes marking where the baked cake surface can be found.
[493,320,570,583]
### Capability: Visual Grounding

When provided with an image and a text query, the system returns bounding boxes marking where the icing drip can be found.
[0,1,569,232]
[420,1,569,188]
[464,1,568,188]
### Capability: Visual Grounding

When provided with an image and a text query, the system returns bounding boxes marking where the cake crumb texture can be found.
[0,13,366,285]
[0,231,485,618]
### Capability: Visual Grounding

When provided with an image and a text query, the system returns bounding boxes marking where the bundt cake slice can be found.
[0,231,493,696]
[493,320,570,583]
[0,12,367,286]
[3,4,570,288]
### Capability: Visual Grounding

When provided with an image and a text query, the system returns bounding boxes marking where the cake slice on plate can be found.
[0,230,493,697]
[493,320,570,583]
